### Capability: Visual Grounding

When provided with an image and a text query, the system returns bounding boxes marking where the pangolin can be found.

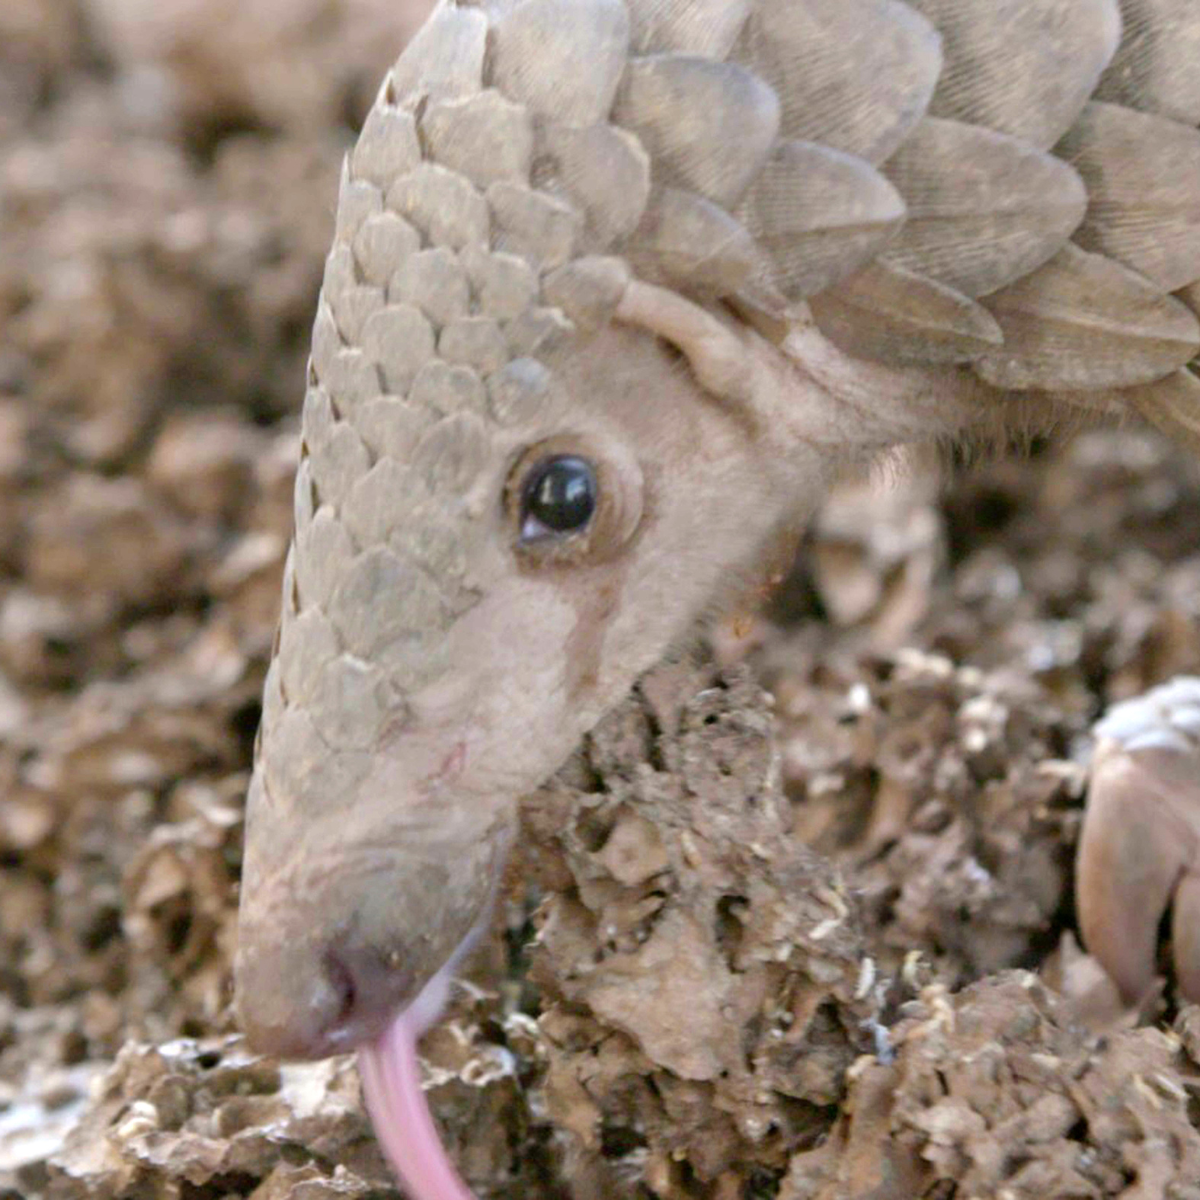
[233,0,1200,1195]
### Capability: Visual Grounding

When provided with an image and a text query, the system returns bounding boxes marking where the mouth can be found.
[236,844,503,1200]
[357,958,479,1200]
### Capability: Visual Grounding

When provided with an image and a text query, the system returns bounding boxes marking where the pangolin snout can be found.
[235,907,422,1059]
[236,764,516,1059]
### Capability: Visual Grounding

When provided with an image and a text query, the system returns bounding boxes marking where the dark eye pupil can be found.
[523,456,597,536]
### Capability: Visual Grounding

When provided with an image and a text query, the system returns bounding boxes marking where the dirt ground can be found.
[3,3,1200,1198]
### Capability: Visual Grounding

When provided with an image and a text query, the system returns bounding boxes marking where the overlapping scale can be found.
[975,244,1200,390]
[808,259,1003,364]
[630,187,761,293]
[879,117,1087,297]
[907,0,1122,148]
[731,0,942,165]
[628,0,751,56]
[612,54,779,208]
[1095,0,1200,125]
[488,0,630,125]
[738,140,906,299]
[1127,368,1200,455]
[1057,102,1200,293]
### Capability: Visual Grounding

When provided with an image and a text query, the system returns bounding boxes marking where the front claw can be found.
[1076,677,1200,1005]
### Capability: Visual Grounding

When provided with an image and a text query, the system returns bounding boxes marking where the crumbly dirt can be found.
[4,3,1200,1199]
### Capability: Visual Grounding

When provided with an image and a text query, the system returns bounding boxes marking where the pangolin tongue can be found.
[358,1008,477,1200]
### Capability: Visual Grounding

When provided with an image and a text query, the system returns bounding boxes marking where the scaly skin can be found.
[234,0,1200,1102]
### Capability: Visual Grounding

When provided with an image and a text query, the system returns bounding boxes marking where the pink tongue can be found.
[358,1009,477,1200]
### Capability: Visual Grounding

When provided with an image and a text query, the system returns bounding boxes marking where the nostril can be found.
[322,949,359,1033]
[237,924,418,1058]
[313,939,416,1052]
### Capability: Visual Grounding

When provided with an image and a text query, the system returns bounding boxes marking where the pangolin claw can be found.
[1077,677,1200,1004]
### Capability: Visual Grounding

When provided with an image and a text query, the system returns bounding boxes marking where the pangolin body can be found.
[234,0,1200,1195]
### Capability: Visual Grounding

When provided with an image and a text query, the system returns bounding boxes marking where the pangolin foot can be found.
[1077,677,1200,1005]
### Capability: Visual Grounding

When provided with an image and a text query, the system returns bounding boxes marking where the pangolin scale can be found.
[234,0,1200,1195]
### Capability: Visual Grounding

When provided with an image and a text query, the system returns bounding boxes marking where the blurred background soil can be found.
[2,2,1200,1197]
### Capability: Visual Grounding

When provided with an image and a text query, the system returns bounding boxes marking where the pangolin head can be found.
[236,0,1200,1072]
[234,0,845,1060]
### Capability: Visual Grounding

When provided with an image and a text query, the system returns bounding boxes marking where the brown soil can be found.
[4,4,1200,1198]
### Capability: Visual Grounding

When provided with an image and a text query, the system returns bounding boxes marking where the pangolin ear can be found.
[611,277,1000,454]
[614,279,758,407]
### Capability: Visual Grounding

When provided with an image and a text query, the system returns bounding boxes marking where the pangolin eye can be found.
[507,435,641,567]
[519,455,597,542]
